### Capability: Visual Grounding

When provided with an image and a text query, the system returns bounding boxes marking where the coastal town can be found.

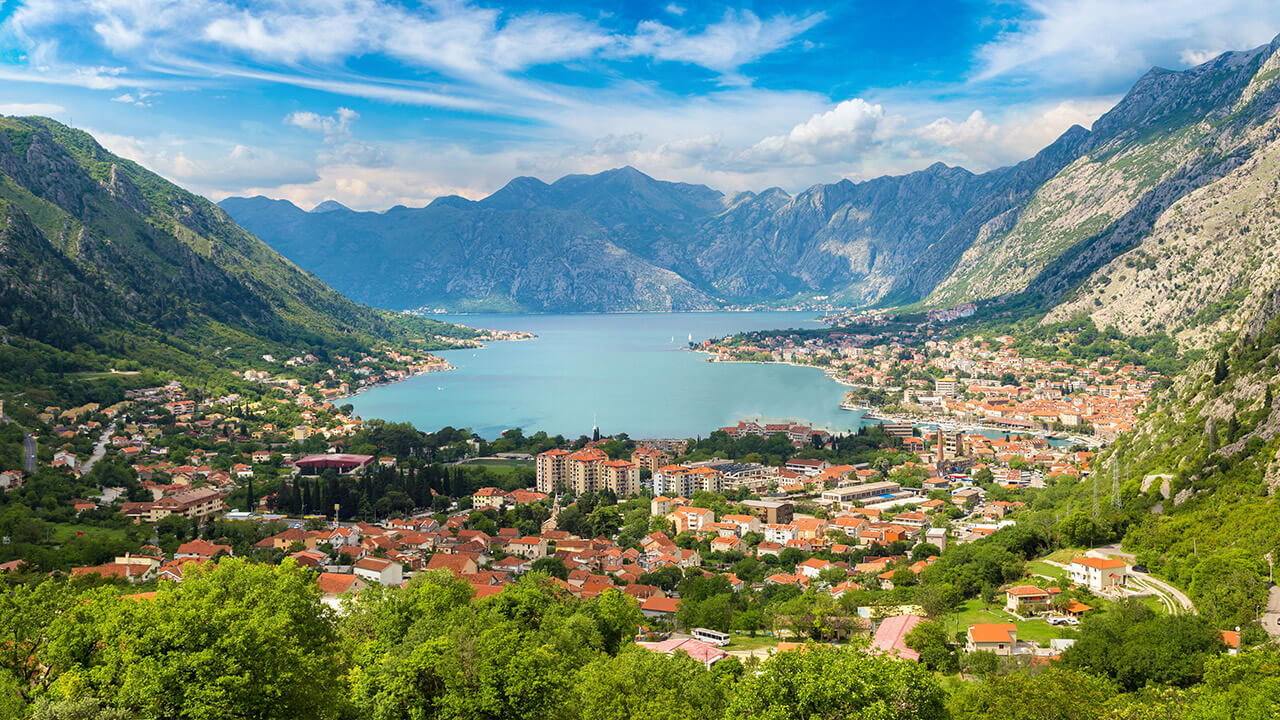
[697,327,1159,443]
[1,337,1212,677]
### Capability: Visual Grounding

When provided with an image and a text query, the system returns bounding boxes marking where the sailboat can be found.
[687,333,693,342]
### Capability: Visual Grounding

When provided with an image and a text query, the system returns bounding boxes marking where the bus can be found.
[692,628,731,647]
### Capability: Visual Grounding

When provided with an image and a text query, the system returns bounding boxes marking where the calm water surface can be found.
[348,312,866,439]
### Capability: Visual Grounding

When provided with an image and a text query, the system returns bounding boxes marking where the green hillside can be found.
[0,116,476,391]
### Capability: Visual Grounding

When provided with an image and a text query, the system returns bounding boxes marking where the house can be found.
[251,450,273,464]
[639,596,680,621]
[1069,556,1128,592]
[426,552,477,575]
[317,572,368,609]
[353,556,403,585]
[232,463,254,479]
[637,637,727,668]
[472,487,508,510]
[797,557,835,579]
[1004,585,1053,613]
[504,536,547,560]
[784,458,830,476]
[871,615,923,661]
[174,538,232,561]
[966,623,1018,656]
[1221,630,1241,656]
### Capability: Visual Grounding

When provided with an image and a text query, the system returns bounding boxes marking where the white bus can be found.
[692,628,731,647]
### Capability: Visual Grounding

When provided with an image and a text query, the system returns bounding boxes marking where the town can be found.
[0,349,1226,684]
[699,326,1160,442]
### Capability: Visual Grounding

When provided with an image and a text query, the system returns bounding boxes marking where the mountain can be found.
[222,35,1280,321]
[223,154,1087,312]
[0,116,474,383]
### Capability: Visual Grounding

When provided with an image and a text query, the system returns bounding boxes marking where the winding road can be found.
[1263,586,1280,639]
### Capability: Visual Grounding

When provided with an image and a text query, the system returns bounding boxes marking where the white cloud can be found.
[665,4,686,17]
[743,99,895,165]
[626,10,825,79]
[972,0,1280,90]
[92,129,320,189]
[110,89,156,106]
[285,107,358,137]
[0,102,66,116]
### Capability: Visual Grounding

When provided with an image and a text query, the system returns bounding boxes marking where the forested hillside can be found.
[0,116,476,391]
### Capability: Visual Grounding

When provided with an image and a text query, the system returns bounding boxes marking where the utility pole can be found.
[1112,460,1121,509]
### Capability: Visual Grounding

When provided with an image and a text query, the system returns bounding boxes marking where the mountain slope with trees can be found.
[0,115,475,388]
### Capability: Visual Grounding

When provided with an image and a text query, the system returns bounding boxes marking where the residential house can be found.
[966,623,1018,656]
[1069,556,1128,592]
[353,557,403,585]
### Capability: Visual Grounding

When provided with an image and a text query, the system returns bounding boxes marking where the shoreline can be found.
[694,349,1100,447]
[335,331,535,404]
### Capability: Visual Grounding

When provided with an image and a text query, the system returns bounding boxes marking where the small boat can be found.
[687,333,693,341]
[436,386,444,391]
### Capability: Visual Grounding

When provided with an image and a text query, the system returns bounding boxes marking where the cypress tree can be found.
[1213,351,1229,384]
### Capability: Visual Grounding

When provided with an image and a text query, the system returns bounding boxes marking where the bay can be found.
[347,311,866,439]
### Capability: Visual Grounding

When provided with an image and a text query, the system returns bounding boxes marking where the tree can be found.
[530,557,569,580]
[904,620,957,673]
[725,645,946,720]
[573,648,730,720]
[1213,351,1229,384]
[960,650,1001,678]
[42,559,345,719]
[912,542,941,561]
[950,667,1118,720]
[1062,600,1225,691]
[915,581,962,620]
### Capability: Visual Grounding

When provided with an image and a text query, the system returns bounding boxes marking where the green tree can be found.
[530,557,570,580]
[904,620,958,673]
[949,667,1117,720]
[572,648,730,720]
[45,559,345,719]
[1062,600,1225,691]
[725,644,947,720]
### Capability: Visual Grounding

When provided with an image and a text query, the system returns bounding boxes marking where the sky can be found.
[1,1,1280,210]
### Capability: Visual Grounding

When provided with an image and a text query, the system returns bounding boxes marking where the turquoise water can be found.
[348,312,866,439]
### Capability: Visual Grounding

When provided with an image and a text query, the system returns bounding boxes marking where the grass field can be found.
[47,522,131,544]
[1042,548,1086,564]
[1025,560,1068,581]
[946,597,1073,647]
[725,634,786,651]
[464,459,535,475]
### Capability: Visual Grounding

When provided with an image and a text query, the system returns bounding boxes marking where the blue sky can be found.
[1,0,1279,209]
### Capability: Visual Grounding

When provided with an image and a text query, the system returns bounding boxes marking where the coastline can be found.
[694,349,1100,447]
[335,331,536,404]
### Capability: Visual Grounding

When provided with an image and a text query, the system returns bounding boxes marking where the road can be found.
[79,421,116,475]
[1,411,37,474]
[1263,586,1280,639]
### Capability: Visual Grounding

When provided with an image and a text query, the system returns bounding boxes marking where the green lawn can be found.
[947,597,1073,647]
[1025,560,1068,581]
[47,522,131,544]
[724,634,786,651]
[1042,548,1086,564]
